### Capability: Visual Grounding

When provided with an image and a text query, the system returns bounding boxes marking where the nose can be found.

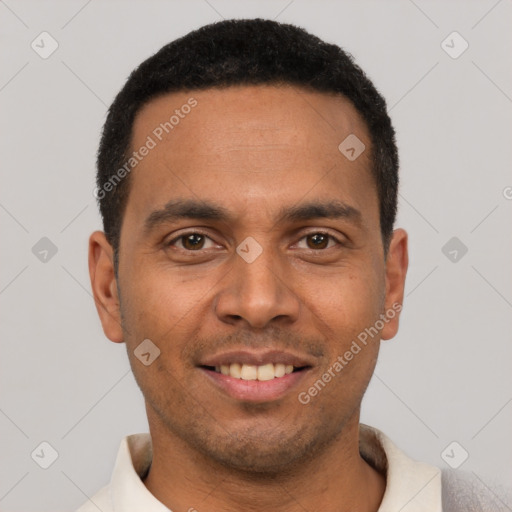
[214,243,301,329]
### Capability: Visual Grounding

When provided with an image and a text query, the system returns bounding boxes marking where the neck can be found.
[142,412,386,512]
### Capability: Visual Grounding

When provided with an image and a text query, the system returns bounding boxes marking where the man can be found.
[81,18,506,512]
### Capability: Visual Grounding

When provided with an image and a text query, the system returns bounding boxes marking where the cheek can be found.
[122,264,205,334]
[306,274,383,403]
[120,269,196,395]
[116,274,194,394]
[308,266,384,339]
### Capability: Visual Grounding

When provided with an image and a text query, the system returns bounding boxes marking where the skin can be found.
[89,85,408,512]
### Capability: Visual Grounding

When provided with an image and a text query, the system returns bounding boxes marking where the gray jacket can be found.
[442,469,511,511]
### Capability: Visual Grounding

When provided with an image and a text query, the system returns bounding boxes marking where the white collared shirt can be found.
[76,424,442,511]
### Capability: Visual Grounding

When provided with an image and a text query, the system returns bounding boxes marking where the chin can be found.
[192,424,329,476]
[209,442,309,475]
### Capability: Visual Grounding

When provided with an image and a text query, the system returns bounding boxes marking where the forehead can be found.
[124,85,377,231]
[133,85,368,154]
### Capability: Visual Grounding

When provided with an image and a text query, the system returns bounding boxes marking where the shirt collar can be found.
[110,434,170,511]
[107,425,442,511]
[360,424,442,511]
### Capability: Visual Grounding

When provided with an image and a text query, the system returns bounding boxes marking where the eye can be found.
[166,230,344,253]
[167,232,217,251]
[296,232,341,250]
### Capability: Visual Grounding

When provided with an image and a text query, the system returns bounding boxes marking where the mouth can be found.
[198,350,314,402]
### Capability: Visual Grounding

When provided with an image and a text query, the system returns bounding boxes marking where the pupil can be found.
[309,233,327,249]
[185,234,204,250]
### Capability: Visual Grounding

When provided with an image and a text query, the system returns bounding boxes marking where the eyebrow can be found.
[143,198,362,233]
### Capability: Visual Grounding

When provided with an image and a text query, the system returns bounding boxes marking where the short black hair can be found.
[96,18,398,266]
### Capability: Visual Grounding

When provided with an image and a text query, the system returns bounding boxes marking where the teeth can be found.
[240,364,258,380]
[274,363,285,378]
[214,363,299,380]
[229,363,242,379]
[257,363,275,381]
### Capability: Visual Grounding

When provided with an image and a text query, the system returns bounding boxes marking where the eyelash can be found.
[166,230,345,252]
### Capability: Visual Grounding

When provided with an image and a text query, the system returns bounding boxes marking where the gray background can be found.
[1,0,511,510]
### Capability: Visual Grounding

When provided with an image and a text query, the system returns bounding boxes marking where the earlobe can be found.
[88,231,124,343]
[381,228,409,341]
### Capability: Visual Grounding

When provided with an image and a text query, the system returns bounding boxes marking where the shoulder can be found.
[441,468,512,512]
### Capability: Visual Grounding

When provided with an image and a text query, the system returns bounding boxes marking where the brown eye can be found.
[303,232,334,250]
[168,232,216,251]
[182,233,205,250]
[301,231,343,251]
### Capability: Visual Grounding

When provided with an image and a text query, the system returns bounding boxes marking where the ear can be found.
[88,231,124,343]
[381,228,408,341]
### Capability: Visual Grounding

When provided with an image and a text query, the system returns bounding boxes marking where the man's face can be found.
[92,85,407,472]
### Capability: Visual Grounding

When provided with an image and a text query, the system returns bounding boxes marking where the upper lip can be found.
[199,349,315,368]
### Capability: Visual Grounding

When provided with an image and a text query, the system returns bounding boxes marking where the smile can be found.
[210,363,299,381]
[198,349,314,402]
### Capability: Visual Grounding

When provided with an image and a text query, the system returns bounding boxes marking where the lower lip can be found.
[200,367,309,402]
